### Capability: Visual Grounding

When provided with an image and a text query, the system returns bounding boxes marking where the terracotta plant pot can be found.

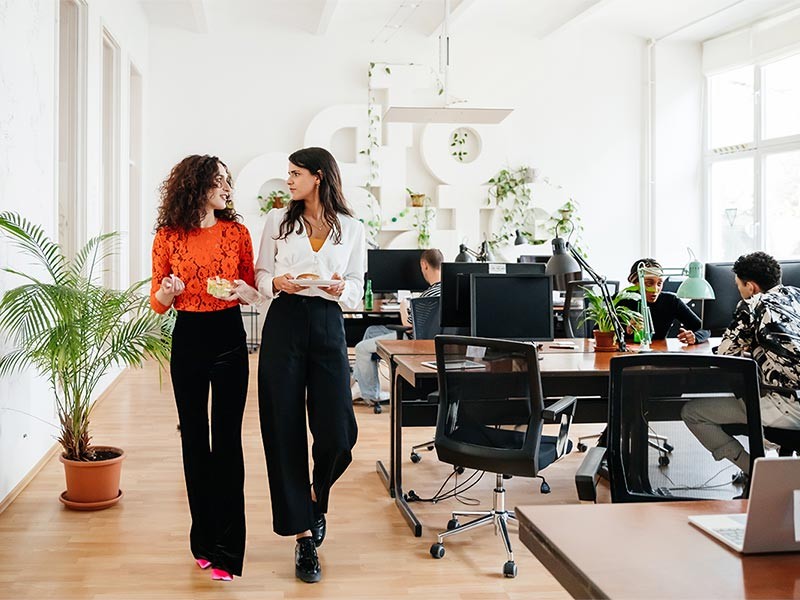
[59,445,125,510]
[593,330,617,352]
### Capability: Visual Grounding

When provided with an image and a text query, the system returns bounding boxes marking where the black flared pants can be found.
[258,294,358,536]
[170,307,248,575]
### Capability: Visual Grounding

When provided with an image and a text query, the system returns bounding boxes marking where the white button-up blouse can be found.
[254,207,366,309]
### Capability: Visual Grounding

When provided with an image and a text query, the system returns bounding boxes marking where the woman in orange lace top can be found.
[150,155,257,583]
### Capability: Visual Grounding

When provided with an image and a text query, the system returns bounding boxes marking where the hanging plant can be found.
[547,198,587,256]
[486,166,537,247]
[450,130,468,162]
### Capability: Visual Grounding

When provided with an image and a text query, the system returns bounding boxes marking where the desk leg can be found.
[392,371,423,537]
[375,356,396,496]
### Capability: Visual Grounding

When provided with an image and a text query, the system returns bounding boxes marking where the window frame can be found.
[704,51,800,260]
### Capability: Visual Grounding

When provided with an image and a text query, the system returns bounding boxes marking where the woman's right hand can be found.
[272,274,302,295]
[159,274,185,298]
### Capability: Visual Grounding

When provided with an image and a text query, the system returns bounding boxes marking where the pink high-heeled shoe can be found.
[211,568,233,581]
[195,558,212,570]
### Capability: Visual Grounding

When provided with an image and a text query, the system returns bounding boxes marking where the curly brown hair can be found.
[155,154,240,231]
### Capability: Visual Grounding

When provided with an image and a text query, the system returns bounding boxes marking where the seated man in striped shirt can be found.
[352,249,442,403]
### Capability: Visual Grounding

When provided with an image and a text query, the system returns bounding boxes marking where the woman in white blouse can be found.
[254,146,365,584]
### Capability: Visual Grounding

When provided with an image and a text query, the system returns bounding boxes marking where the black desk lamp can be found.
[455,241,493,262]
[546,241,627,352]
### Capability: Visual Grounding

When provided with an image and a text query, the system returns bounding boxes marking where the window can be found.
[706,52,800,261]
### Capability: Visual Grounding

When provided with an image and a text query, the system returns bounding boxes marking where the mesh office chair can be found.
[606,353,764,503]
[428,335,576,578]
[405,296,444,461]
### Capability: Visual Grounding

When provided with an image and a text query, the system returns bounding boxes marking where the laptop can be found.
[688,456,800,554]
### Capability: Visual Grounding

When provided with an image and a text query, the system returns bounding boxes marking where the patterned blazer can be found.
[718,285,800,397]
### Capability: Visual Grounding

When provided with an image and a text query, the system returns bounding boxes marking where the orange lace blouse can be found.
[150,220,255,314]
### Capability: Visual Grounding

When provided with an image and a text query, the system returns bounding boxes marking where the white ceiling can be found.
[139,0,800,42]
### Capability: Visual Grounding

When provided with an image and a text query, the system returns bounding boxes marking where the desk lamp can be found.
[455,241,493,262]
[636,249,715,352]
[547,242,627,351]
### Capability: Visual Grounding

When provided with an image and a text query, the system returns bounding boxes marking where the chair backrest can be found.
[410,295,442,340]
[563,279,620,338]
[607,353,764,503]
[432,335,548,477]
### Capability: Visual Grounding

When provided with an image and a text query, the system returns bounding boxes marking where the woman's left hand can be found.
[320,272,345,297]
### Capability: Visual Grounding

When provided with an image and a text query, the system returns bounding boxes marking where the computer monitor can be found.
[469,274,554,341]
[702,262,738,336]
[367,249,428,293]
[440,262,547,328]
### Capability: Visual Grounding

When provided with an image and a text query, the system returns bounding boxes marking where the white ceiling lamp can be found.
[383,0,513,125]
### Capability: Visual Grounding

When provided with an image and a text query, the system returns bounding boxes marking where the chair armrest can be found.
[575,446,607,502]
[386,324,412,339]
[542,395,577,422]
[762,384,800,401]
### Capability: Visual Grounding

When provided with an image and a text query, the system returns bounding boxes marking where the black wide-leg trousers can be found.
[258,294,358,536]
[170,307,248,576]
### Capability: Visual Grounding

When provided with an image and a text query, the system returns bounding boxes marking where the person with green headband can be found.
[618,257,710,345]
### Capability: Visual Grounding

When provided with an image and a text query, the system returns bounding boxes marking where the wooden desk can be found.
[516,500,800,599]
[377,337,719,536]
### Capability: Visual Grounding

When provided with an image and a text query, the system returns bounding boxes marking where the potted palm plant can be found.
[578,285,643,351]
[0,212,173,510]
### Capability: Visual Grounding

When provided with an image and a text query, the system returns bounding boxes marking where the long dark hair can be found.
[156,154,240,231]
[277,147,353,245]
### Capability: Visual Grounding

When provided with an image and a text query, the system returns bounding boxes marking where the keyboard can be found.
[713,526,745,545]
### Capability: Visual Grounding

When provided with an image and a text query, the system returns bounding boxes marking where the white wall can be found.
[653,41,705,270]
[0,0,149,505]
[144,13,675,284]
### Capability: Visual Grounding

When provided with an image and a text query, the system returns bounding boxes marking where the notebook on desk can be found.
[689,456,800,554]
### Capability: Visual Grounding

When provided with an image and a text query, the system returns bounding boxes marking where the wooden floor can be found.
[0,356,609,599]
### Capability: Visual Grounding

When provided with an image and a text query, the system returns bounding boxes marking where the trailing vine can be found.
[357,61,444,247]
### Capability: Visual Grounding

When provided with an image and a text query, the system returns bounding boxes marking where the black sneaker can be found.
[311,512,326,547]
[295,537,321,583]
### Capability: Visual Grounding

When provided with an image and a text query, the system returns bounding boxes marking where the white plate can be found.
[289,279,338,286]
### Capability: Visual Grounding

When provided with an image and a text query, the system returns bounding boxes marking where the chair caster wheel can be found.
[577,442,587,452]
[658,455,670,466]
[426,445,434,451]
[540,481,551,494]
[446,519,459,531]
[454,466,465,475]
[503,561,517,578]
[430,543,445,559]
[732,470,746,484]
[410,452,421,464]
[502,473,513,480]
[663,442,674,453]
[373,404,382,414]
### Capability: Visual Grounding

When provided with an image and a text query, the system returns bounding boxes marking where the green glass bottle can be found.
[364,279,374,311]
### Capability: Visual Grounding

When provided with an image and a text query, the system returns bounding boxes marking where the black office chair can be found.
[604,353,764,503]
[428,335,576,578]
[404,296,444,461]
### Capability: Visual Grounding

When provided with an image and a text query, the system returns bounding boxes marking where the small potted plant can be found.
[0,213,173,509]
[406,188,428,207]
[578,286,643,351]
[258,189,291,215]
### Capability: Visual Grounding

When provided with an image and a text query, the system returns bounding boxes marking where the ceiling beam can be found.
[426,0,479,37]
[537,0,616,39]
[315,0,339,35]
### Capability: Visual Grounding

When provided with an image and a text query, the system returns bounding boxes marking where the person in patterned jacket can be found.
[682,251,800,475]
